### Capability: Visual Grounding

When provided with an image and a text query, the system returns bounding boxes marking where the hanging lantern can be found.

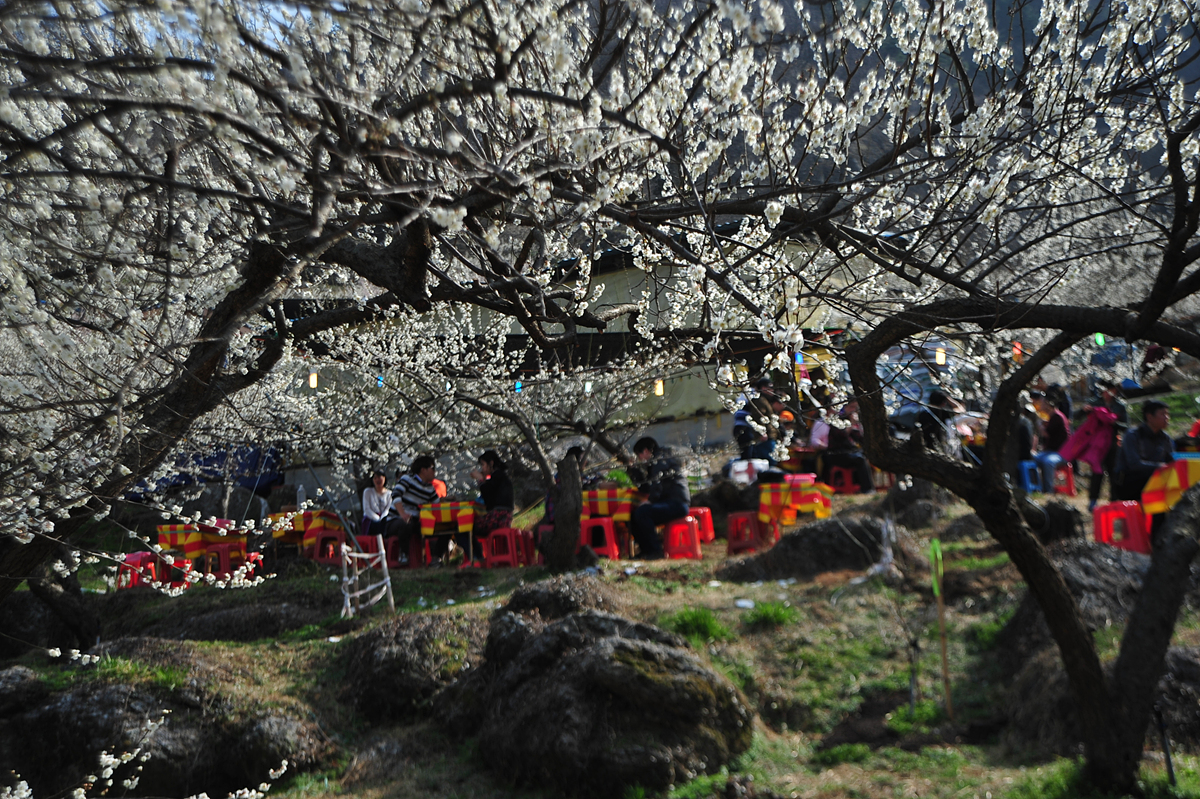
[1012,342,1024,363]
[515,381,523,393]
[654,379,665,396]
[1095,333,1106,346]
[584,381,593,395]
[308,371,318,389]
[935,347,946,366]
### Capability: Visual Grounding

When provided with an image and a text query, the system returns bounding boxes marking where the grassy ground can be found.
[36,489,1200,799]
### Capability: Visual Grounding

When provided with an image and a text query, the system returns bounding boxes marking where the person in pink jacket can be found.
[1059,382,1125,510]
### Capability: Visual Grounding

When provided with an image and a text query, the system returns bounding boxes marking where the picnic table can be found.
[419,501,479,536]
[267,509,345,551]
[581,488,635,522]
[157,521,248,561]
[1142,460,1200,514]
[758,480,832,525]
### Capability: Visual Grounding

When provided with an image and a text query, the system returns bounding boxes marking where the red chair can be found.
[726,511,760,556]
[828,466,861,494]
[1093,502,1151,554]
[483,528,521,568]
[689,507,715,543]
[116,552,158,589]
[516,529,540,566]
[579,517,621,559]
[663,517,702,560]
[1053,464,1077,497]
[311,530,347,565]
[355,535,381,554]
[202,542,250,579]
[406,535,432,568]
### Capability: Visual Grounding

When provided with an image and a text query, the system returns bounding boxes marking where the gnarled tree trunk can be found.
[547,454,582,572]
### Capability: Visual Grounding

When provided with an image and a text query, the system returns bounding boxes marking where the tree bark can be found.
[547,453,582,572]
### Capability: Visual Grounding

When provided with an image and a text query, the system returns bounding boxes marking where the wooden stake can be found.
[930,539,955,723]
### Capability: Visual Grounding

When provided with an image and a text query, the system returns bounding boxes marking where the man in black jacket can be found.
[1114,400,1174,502]
[628,437,690,559]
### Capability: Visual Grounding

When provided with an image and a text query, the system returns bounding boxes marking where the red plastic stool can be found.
[1093,502,1151,554]
[579,517,621,559]
[689,507,715,543]
[117,552,158,589]
[202,542,247,578]
[406,535,433,568]
[311,530,347,565]
[1053,464,1077,497]
[759,519,781,547]
[828,466,861,494]
[483,528,521,568]
[726,511,761,556]
[355,535,382,554]
[515,529,540,565]
[663,517,703,560]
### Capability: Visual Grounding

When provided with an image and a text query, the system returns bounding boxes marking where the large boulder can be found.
[992,539,1152,674]
[715,517,900,582]
[0,638,326,797]
[502,573,621,620]
[438,610,753,797]
[0,591,81,659]
[342,612,485,722]
[1003,646,1200,757]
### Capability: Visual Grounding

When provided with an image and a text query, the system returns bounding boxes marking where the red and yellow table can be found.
[1141,460,1200,514]
[419,501,479,536]
[157,522,247,561]
[581,489,635,522]
[758,481,832,525]
[267,509,344,551]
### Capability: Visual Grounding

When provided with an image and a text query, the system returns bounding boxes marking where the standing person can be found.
[361,470,393,537]
[393,456,440,558]
[1114,400,1174,503]
[470,450,515,539]
[628,437,690,560]
[1085,379,1129,510]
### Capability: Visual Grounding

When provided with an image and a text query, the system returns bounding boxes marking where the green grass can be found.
[968,607,1017,651]
[948,552,1010,571]
[812,743,871,767]
[884,698,944,736]
[741,601,799,631]
[36,655,188,692]
[660,606,735,647]
[1003,756,1200,799]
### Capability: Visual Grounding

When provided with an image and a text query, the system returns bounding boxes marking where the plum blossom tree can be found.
[0,0,1199,790]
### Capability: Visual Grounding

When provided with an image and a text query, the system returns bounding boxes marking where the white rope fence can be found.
[340,534,396,618]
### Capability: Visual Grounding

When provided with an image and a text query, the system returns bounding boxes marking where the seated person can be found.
[392,456,440,557]
[820,400,874,493]
[914,390,961,456]
[1115,400,1174,544]
[471,449,515,540]
[1032,391,1071,490]
[361,470,393,538]
[629,437,690,560]
[733,379,786,462]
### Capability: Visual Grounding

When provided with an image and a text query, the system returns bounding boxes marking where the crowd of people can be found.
[353,374,1189,565]
[357,436,693,563]
[730,374,1188,526]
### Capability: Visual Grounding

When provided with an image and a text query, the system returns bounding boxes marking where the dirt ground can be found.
[13,488,1200,799]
